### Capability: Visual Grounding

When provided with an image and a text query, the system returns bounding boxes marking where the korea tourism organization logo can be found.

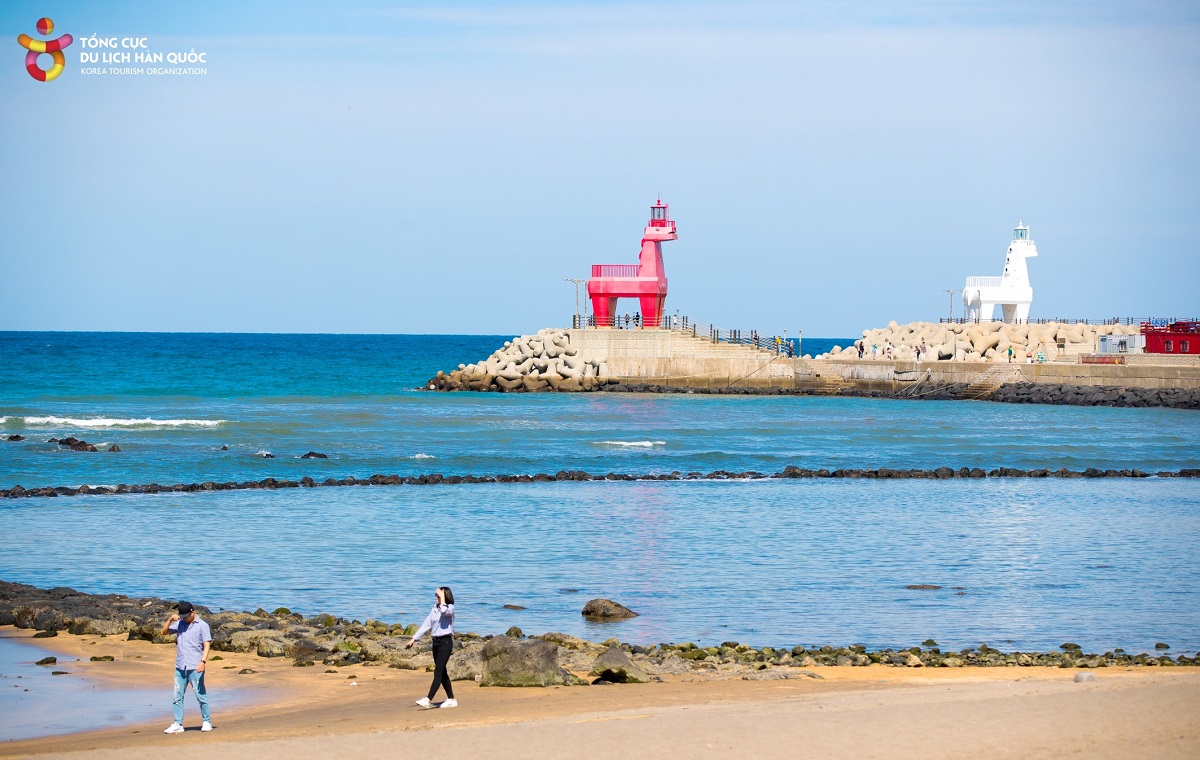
[15,16,209,81]
[17,17,73,82]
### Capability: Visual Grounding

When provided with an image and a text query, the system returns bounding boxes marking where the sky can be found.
[1,1,1197,336]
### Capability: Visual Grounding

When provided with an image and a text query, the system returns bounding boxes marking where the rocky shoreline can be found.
[597,382,1200,409]
[3,465,1197,500]
[3,582,1193,686]
[425,373,1200,410]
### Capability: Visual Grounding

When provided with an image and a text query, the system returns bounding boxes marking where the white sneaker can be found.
[440,699,458,708]
[201,721,213,732]
[164,723,184,734]
[415,697,432,709]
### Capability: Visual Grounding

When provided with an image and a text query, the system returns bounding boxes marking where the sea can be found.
[2,331,1198,655]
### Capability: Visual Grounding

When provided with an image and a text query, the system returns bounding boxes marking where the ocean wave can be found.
[593,440,667,448]
[409,453,436,459]
[11,416,225,429]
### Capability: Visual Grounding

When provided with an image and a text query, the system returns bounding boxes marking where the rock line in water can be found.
[2,466,1197,499]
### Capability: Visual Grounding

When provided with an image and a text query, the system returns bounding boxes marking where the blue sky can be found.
[2,1,1197,335]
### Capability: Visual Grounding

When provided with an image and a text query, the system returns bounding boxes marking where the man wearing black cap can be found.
[160,601,213,733]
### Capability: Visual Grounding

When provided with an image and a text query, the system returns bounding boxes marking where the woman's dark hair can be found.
[439,586,455,605]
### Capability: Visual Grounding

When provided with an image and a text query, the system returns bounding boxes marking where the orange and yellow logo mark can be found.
[17,17,73,82]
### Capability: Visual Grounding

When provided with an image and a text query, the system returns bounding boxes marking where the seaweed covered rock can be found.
[479,635,580,687]
[590,646,649,683]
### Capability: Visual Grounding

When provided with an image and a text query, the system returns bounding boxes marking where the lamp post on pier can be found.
[943,288,961,322]
[565,278,587,328]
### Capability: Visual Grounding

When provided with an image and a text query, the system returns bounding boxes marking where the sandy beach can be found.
[3,627,1197,759]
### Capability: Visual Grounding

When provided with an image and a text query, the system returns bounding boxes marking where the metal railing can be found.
[590,264,641,278]
[938,317,1197,326]
[571,313,797,355]
[964,276,1003,288]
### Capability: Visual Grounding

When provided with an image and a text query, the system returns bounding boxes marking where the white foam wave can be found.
[13,416,225,429]
[594,440,667,448]
[409,453,436,459]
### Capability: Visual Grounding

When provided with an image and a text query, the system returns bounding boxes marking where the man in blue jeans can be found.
[161,600,213,733]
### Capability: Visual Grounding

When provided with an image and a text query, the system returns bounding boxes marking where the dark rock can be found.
[6,435,24,441]
[582,598,638,620]
[89,655,115,662]
[36,656,57,665]
[503,604,526,610]
[906,585,942,590]
[1155,642,1170,649]
[108,444,121,452]
[505,626,525,638]
[300,451,328,459]
[220,445,229,450]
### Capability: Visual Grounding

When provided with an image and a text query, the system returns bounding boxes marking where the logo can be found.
[17,17,73,82]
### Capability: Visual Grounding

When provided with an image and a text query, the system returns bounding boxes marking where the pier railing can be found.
[571,313,797,355]
[938,317,1198,326]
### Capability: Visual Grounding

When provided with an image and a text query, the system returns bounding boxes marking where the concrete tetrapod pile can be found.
[425,328,616,392]
[819,321,1140,362]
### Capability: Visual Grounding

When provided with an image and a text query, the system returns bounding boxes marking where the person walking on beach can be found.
[161,601,213,734]
[406,586,457,709]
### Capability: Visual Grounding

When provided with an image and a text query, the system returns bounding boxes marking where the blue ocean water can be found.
[2,332,1198,653]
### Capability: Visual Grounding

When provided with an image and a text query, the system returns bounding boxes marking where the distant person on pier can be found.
[920,339,928,361]
[624,313,630,329]
[871,343,878,359]
[857,341,865,359]
[885,342,893,360]
[407,586,457,709]
[634,312,641,328]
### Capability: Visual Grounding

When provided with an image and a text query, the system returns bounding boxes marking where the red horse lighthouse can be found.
[586,199,677,327]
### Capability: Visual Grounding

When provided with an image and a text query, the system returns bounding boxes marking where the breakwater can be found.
[5,465,1197,499]
[426,327,1200,401]
[3,582,1193,677]
[824,320,1140,362]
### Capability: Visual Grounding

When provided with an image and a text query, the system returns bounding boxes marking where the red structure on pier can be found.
[1142,320,1200,354]
[587,199,676,327]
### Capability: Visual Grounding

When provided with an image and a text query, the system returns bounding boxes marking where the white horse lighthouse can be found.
[962,221,1038,322]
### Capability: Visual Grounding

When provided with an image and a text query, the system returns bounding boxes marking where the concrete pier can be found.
[567,329,1200,393]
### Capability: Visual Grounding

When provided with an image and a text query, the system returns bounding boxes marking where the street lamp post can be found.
[565,278,587,328]
[943,288,961,322]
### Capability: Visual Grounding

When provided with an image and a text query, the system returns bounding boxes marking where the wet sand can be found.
[2,627,1197,759]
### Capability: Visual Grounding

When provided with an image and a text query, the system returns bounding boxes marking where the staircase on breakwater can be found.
[958,366,1024,400]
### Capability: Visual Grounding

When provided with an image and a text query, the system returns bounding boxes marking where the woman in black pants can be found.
[406,586,457,708]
